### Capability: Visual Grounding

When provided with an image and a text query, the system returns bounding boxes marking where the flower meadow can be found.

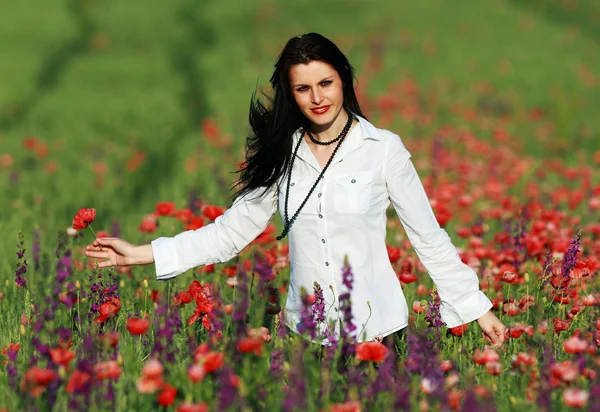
[2,1,600,411]
[3,116,600,411]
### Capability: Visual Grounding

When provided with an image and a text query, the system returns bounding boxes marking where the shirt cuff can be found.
[151,237,182,282]
[439,290,494,328]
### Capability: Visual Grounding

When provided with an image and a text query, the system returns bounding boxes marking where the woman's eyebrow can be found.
[292,76,334,87]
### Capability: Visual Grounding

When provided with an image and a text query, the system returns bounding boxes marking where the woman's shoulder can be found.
[357,116,411,156]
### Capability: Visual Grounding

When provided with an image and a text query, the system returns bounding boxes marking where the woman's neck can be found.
[309,108,350,142]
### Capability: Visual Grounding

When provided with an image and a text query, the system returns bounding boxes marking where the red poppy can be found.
[187,364,205,383]
[386,245,402,263]
[563,335,588,354]
[72,208,96,230]
[155,202,176,216]
[174,208,194,223]
[66,370,91,393]
[412,301,426,314]
[398,273,418,283]
[510,352,537,372]
[356,341,388,363]
[139,214,158,233]
[203,205,225,221]
[237,337,263,355]
[449,324,468,336]
[551,361,578,384]
[177,402,209,412]
[472,348,499,365]
[195,347,224,373]
[94,360,122,380]
[185,216,204,230]
[501,271,519,284]
[553,318,571,334]
[98,331,120,347]
[157,383,177,406]
[142,358,164,379]
[563,389,589,408]
[94,297,121,324]
[126,317,150,335]
[330,401,361,412]
[49,347,75,367]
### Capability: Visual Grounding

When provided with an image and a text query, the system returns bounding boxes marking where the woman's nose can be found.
[310,89,323,104]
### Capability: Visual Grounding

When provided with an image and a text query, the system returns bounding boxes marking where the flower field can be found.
[1,0,600,411]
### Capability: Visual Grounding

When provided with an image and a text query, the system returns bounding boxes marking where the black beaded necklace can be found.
[276,108,355,240]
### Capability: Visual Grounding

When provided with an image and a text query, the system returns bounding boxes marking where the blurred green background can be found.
[0,0,599,268]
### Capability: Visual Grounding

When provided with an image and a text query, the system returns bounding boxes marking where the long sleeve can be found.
[383,133,492,327]
[151,185,278,281]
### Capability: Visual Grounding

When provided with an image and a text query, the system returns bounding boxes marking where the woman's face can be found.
[288,60,345,128]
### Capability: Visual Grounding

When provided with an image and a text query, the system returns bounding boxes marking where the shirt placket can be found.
[316,176,340,315]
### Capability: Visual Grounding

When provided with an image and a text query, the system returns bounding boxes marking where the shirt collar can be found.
[292,113,380,169]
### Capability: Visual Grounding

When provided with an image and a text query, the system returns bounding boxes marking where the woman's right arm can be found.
[85,185,278,281]
[151,185,278,281]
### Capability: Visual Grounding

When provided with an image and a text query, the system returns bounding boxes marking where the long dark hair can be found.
[231,32,367,202]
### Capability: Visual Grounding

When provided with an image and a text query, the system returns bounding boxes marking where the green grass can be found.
[0,0,599,290]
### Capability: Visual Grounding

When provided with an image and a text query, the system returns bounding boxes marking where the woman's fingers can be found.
[96,260,114,268]
[85,250,110,259]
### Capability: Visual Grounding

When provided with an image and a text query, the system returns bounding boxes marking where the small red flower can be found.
[236,337,263,355]
[66,370,91,393]
[49,347,75,367]
[72,208,96,230]
[155,202,176,216]
[177,402,209,412]
[126,317,151,335]
[157,383,177,407]
[449,324,468,336]
[398,273,418,283]
[94,297,121,324]
[356,341,388,363]
[94,360,122,380]
[203,205,225,221]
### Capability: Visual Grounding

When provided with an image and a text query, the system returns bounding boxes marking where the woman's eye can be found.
[296,87,308,92]
[321,81,332,86]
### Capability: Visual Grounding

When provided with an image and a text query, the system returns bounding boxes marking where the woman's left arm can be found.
[383,132,505,344]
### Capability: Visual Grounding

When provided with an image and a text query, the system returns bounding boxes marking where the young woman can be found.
[85,32,506,347]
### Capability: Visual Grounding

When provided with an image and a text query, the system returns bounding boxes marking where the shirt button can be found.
[334,307,339,312]
[291,182,295,186]
[325,262,329,266]
[318,214,323,219]
[351,179,356,183]
[318,193,322,197]
[321,239,325,243]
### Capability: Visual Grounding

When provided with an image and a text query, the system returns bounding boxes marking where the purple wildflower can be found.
[297,289,317,339]
[313,281,326,325]
[33,229,41,271]
[208,286,225,348]
[110,220,120,238]
[217,366,240,410]
[339,258,357,357]
[282,342,307,412]
[15,231,27,288]
[232,262,250,336]
[561,230,582,278]
[425,289,443,328]
[152,300,183,365]
[269,348,285,381]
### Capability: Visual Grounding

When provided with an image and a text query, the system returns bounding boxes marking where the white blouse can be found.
[151,115,493,342]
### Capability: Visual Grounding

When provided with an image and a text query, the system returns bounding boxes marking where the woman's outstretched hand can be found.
[477,310,506,347]
[85,238,154,268]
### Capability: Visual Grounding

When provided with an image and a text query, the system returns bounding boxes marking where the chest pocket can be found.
[333,171,373,214]
[283,177,315,216]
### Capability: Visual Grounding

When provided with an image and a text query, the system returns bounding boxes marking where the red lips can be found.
[310,105,331,115]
